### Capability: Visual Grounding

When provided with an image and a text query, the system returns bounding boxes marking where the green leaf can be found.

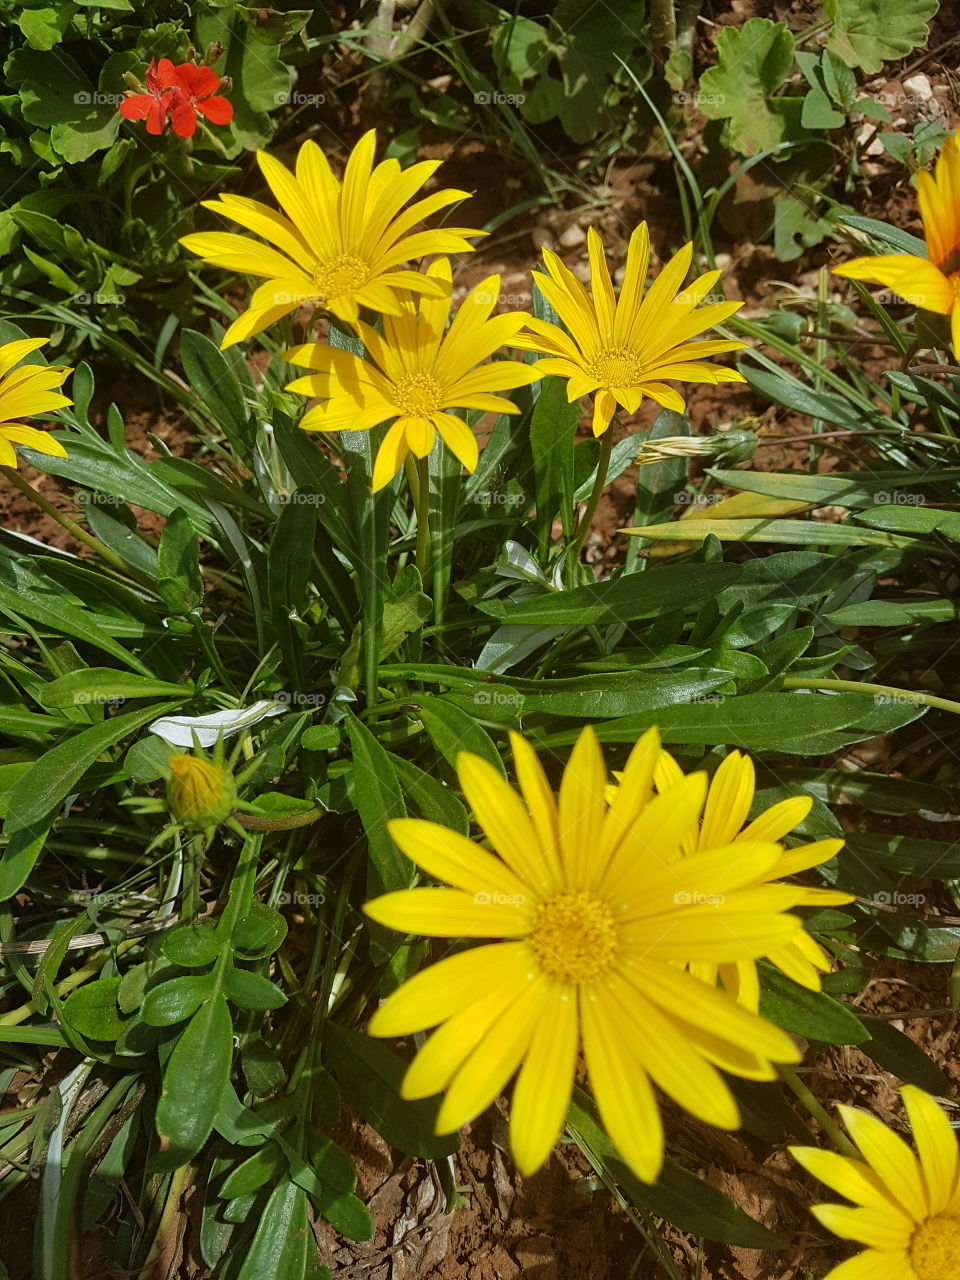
[697,19,797,153]
[160,924,224,968]
[622,517,915,549]
[39,668,190,709]
[224,969,287,1011]
[534,690,924,751]
[825,0,938,73]
[155,994,233,1169]
[235,1180,327,1280]
[0,571,151,674]
[759,966,869,1044]
[157,508,204,616]
[344,712,411,894]
[180,330,250,456]
[0,704,173,900]
[267,496,318,690]
[475,562,741,627]
[844,833,960,880]
[834,212,927,258]
[417,696,507,776]
[822,48,857,110]
[232,904,288,959]
[18,5,76,52]
[801,85,844,130]
[529,376,577,557]
[567,1092,785,1247]
[61,978,125,1041]
[859,1017,953,1094]
[142,975,216,1027]
[324,1023,458,1160]
[241,1038,286,1098]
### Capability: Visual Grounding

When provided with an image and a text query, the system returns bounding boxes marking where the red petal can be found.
[118,94,150,120]
[196,96,233,125]
[175,63,220,98]
[152,58,181,91]
[170,101,198,137]
[146,98,170,134]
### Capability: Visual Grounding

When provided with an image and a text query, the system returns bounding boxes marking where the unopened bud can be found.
[167,754,236,828]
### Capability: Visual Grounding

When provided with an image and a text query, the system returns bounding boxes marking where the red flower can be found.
[118,58,233,139]
[168,63,234,138]
[118,57,180,135]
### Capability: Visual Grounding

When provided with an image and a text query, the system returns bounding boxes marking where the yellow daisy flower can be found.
[792,1086,960,1280]
[180,129,485,349]
[0,338,71,469]
[834,128,960,352]
[648,748,851,1011]
[513,223,747,436]
[365,725,806,1183]
[284,258,541,491]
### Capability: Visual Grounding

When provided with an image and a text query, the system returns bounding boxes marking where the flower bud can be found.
[167,754,236,828]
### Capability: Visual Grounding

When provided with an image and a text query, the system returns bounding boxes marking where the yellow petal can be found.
[509,985,579,1175]
[557,726,608,890]
[812,1204,915,1251]
[363,887,529,937]
[900,1086,960,1213]
[369,942,530,1036]
[581,984,663,1182]
[833,255,954,315]
[386,817,532,901]
[700,751,755,847]
[402,958,538,1098]
[738,795,812,843]
[791,1146,916,1220]
[508,732,564,890]
[838,1105,929,1221]
[456,752,555,896]
[435,975,549,1131]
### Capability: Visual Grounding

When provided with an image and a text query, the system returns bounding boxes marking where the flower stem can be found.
[404,454,432,582]
[782,676,960,716]
[568,427,615,570]
[779,1065,859,1157]
[2,466,153,588]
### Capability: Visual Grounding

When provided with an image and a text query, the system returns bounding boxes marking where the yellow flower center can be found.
[529,891,618,985]
[589,346,642,388]
[392,372,444,417]
[313,254,370,301]
[950,271,960,302]
[910,1215,960,1280]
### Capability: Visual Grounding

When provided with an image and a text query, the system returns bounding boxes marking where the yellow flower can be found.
[284,259,540,491]
[364,725,805,1183]
[791,1086,960,1280]
[180,130,485,349]
[513,224,747,436]
[0,338,71,468]
[648,748,851,1010]
[834,129,960,352]
[167,754,236,828]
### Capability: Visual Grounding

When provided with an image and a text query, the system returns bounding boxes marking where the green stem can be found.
[779,1065,859,1158]
[810,268,829,472]
[782,677,960,716]
[568,428,615,570]
[2,466,153,588]
[405,454,432,582]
